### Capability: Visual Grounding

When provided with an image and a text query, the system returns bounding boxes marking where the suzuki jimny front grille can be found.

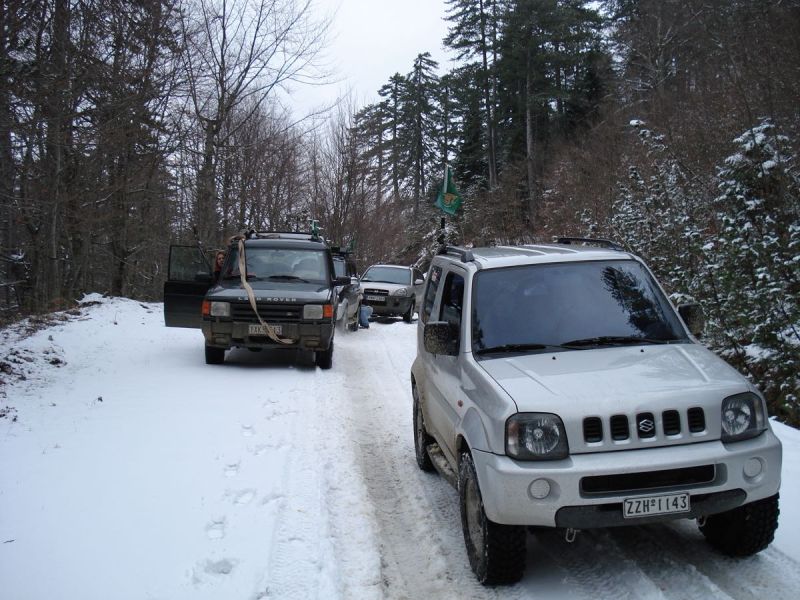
[580,407,710,449]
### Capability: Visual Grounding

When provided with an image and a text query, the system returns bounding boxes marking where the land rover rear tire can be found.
[459,451,526,585]
[205,345,225,365]
[403,300,415,323]
[348,302,361,331]
[413,386,434,472]
[699,493,779,556]
[315,340,334,369]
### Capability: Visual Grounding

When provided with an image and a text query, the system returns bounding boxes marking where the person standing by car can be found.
[212,250,225,282]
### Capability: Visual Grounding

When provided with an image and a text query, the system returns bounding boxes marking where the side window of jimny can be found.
[439,272,465,348]
[422,266,442,324]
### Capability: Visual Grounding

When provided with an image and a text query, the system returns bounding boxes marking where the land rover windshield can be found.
[221,247,330,283]
[471,260,688,354]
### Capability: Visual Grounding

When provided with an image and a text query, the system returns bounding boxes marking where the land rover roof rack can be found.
[437,245,474,263]
[555,237,624,252]
[243,230,324,242]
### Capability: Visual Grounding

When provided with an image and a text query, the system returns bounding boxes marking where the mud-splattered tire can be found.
[700,493,779,557]
[205,345,225,365]
[459,451,526,584]
[413,385,434,472]
[315,340,334,369]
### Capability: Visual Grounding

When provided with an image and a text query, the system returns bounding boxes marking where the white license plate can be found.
[623,493,690,518]
[248,324,281,336]
[365,295,385,302]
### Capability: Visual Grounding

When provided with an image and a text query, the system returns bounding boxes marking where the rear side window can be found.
[333,258,346,278]
[422,266,442,323]
[439,272,465,344]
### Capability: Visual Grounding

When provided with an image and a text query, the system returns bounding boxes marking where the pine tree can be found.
[403,53,440,215]
[496,0,606,222]
[444,0,501,188]
[709,120,800,420]
[378,74,410,202]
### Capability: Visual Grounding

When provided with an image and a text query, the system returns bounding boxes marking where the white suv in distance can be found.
[360,264,425,322]
[411,241,782,584]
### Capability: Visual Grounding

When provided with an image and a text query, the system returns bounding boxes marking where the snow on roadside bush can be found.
[584,119,800,424]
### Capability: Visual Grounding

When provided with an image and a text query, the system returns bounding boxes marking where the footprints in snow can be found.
[197,404,294,585]
[205,519,226,540]
[233,489,256,506]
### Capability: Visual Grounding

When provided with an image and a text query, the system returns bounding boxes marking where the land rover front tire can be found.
[315,340,334,369]
[699,493,779,556]
[459,451,526,585]
[205,345,225,365]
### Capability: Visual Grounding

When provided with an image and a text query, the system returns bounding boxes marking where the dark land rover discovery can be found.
[164,231,349,368]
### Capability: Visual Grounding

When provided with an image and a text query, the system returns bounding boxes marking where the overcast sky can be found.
[284,0,454,115]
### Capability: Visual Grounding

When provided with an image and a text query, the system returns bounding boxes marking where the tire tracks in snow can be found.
[337,323,800,600]
[337,324,525,600]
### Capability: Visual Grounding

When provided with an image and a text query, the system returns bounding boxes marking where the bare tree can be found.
[180,0,329,245]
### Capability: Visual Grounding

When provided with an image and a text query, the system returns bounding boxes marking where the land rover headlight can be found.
[721,392,766,442]
[391,287,411,296]
[303,304,323,320]
[210,301,230,317]
[303,304,334,320]
[506,413,569,460]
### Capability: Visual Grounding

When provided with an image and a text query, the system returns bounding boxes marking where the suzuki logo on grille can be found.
[638,418,655,433]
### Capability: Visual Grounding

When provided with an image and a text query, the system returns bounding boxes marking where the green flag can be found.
[435,165,462,216]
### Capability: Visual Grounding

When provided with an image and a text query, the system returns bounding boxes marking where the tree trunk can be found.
[525,67,536,226]
[0,1,15,310]
[42,0,71,307]
[479,0,497,189]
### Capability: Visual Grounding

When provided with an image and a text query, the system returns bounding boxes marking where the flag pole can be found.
[438,163,448,246]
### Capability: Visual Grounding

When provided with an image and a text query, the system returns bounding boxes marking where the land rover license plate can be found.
[365,295,385,302]
[248,324,281,336]
[623,493,690,518]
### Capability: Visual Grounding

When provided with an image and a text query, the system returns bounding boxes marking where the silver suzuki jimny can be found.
[411,239,781,584]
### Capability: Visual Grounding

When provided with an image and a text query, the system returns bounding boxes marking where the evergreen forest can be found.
[1,0,798,422]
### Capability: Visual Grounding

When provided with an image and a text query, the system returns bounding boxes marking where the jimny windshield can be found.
[471,260,688,354]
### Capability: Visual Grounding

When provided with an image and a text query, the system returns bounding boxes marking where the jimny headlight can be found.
[506,413,569,460]
[391,287,411,297]
[721,392,766,442]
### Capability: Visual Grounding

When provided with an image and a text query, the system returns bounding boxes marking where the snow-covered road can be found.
[1,296,799,600]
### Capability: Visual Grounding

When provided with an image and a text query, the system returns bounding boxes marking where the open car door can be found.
[163,245,213,328]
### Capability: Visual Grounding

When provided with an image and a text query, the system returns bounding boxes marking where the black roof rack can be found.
[437,245,474,263]
[242,230,324,243]
[556,237,624,252]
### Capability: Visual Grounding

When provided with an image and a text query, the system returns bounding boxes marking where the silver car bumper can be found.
[471,429,782,527]
[365,295,413,316]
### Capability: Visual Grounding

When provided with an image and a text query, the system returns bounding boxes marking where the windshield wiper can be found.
[268,274,309,283]
[561,335,674,347]
[222,274,258,281]
[475,343,569,355]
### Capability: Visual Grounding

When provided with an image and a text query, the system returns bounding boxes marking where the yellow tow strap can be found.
[237,238,294,345]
